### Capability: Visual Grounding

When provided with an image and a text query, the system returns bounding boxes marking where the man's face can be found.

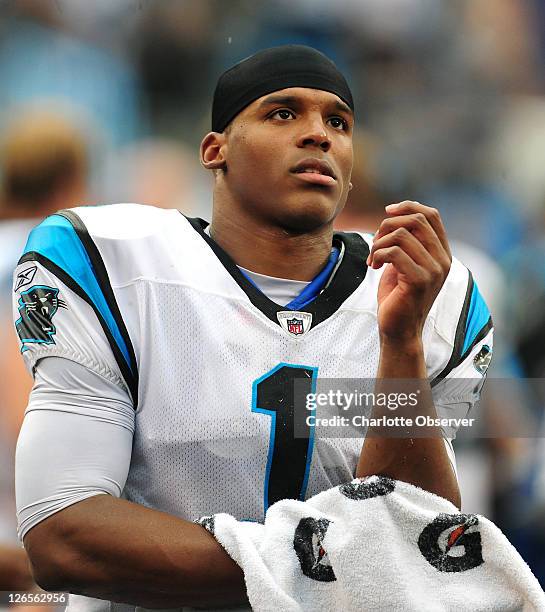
[218,87,354,232]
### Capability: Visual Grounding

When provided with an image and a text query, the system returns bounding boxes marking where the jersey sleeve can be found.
[428,258,494,440]
[12,212,138,403]
[16,357,134,540]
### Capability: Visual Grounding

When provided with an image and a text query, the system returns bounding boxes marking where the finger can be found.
[383,201,451,260]
[368,227,442,272]
[371,245,429,286]
[374,214,450,271]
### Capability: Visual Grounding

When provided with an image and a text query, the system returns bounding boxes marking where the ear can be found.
[200,132,227,171]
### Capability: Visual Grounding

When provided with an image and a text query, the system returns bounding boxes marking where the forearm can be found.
[356,337,460,508]
[0,545,35,590]
[24,495,246,609]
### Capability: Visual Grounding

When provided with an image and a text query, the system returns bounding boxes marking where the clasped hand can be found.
[367,201,452,344]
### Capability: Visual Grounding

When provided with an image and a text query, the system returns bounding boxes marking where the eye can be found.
[328,116,349,131]
[270,109,296,121]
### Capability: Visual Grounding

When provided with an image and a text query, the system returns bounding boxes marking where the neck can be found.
[210,203,335,282]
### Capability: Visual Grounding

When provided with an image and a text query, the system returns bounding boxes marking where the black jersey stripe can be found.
[55,209,139,406]
[184,216,369,329]
[431,270,493,387]
[18,251,139,406]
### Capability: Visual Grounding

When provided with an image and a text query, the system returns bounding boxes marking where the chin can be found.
[275,197,338,233]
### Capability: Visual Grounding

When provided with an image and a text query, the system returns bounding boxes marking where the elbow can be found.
[25,542,73,592]
[32,569,68,593]
[23,523,81,592]
[21,497,114,595]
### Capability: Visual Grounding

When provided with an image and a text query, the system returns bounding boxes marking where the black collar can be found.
[185,216,369,330]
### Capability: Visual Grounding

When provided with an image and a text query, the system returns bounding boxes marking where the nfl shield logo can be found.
[287,318,304,335]
[277,310,313,336]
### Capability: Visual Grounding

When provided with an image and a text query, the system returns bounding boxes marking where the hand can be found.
[367,201,452,344]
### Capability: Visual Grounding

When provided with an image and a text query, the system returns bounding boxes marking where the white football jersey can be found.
[13,203,493,526]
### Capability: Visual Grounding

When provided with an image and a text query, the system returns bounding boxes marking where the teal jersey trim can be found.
[463,283,491,356]
[431,270,493,387]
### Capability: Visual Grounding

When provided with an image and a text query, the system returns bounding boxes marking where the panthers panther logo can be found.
[15,285,66,352]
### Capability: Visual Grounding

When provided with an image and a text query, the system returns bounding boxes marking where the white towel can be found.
[197,476,545,611]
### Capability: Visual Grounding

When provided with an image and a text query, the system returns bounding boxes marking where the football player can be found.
[13,46,492,610]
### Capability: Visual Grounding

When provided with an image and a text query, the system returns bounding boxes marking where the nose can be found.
[296,117,331,152]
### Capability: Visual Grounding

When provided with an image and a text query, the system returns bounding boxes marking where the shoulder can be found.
[19,204,195,272]
[23,203,187,246]
[429,256,473,344]
[431,256,492,347]
[427,255,493,381]
[72,203,183,240]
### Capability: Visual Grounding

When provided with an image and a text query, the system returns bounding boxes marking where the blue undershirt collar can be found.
[239,246,341,310]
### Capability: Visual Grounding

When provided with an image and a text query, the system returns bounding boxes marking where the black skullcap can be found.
[212,45,354,133]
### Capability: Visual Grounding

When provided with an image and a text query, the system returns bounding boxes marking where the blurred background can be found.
[0,0,544,596]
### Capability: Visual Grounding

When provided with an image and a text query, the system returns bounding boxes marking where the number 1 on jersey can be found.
[252,363,318,512]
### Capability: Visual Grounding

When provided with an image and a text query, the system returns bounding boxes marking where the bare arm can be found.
[357,338,461,507]
[24,495,246,608]
[356,201,460,508]
[18,361,246,608]
[0,545,34,590]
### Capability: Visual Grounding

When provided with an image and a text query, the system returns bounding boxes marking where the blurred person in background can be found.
[335,130,536,524]
[0,108,89,591]
[100,138,210,219]
[0,110,89,298]
[0,0,144,148]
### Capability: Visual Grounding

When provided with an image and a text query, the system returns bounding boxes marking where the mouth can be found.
[290,158,337,186]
